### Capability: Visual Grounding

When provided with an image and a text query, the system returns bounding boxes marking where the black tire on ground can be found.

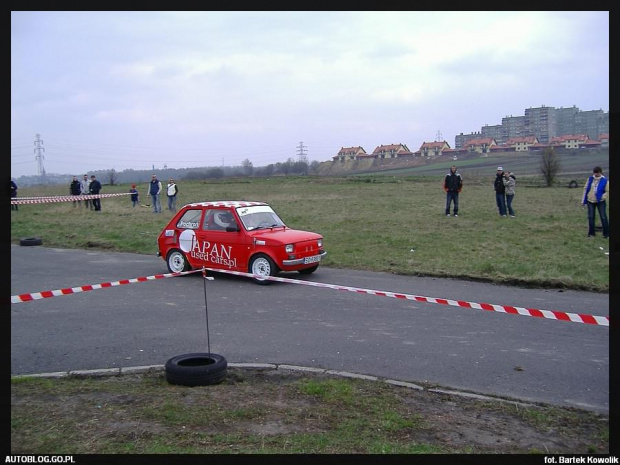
[19,237,43,246]
[298,264,319,275]
[568,180,579,188]
[249,253,278,285]
[165,353,228,386]
[166,248,190,273]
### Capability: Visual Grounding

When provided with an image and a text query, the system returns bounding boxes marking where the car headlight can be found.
[285,244,294,253]
[317,239,323,248]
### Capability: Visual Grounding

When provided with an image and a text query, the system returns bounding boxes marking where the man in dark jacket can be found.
[10,178,18,211]
[70,176,82,207]
[494,166,507,217]
[89,175,102,212]
[444,165,463,217]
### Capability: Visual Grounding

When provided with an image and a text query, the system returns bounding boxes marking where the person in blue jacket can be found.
[581,166,609,238]
[148,174,162,213]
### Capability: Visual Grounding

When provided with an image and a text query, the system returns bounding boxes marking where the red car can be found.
[157,201,326,283]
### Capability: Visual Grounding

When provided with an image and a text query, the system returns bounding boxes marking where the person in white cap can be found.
[494,166,507,217]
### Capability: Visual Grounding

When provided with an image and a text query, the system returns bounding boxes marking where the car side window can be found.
[176,209,202,229]
[204,209,238,231]
[203,209,224,231]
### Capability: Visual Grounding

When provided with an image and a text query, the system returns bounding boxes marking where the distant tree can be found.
[241,159,254,176]
[294,161,309,175]
[258,164,275,176]
[107,169,118,185]
[275,158,296,175]
[275,162,286,175]
[184,171,206,180]
[540,147,561,187]
[206,167,224,179]
[309,160,320,174]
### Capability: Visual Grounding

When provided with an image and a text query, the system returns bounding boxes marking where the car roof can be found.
[182,200,268,209]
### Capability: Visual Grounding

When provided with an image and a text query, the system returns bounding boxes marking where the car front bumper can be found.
[282,251,327,266]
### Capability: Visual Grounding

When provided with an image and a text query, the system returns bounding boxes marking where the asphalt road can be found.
[10,245,610,413]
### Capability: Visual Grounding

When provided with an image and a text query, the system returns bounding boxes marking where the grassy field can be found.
[10,174,610,455]
[11,368,609,454]
[10,175,609,291]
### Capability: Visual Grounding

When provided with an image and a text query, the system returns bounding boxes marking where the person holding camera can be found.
[503,171,516,218]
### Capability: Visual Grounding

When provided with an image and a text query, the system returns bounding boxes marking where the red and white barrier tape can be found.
[10,268,203,304]
[205,268,610,327]
[11,193,131,205]
[10,265,609,327]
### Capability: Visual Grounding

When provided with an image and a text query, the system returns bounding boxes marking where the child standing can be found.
[130,184,140,208]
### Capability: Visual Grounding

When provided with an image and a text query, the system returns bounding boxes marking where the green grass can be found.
[11,175,609,291]
[10,370,609,454]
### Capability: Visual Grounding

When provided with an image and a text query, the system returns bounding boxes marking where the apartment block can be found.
[481,124,504,145]
[525,105,557,144]
[455,105,608,148]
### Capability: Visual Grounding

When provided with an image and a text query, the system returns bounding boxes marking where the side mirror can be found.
[226,225,240,232]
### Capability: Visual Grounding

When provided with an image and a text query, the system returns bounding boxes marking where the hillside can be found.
[317,148,610,181]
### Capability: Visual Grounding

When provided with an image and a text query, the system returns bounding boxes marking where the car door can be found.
[192,208,250,271]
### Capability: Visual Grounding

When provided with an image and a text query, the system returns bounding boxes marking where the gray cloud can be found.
[11,11,609,177]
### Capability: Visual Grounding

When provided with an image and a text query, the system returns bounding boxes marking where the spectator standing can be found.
[10,178,18,211]
[443,165,463,217]
[148,174,162,213]
[503,172,516,218]
[70,176,82,207]
[494,166,507,217]
[581,166,609,239]
[89,175,102,212]
[81,174,93,210]
[129,184,140,208]
[167,178,178,213]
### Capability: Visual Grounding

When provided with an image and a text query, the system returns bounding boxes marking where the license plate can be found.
[303,255,321,264]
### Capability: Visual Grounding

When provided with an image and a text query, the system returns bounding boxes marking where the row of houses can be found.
[332,133,610,162]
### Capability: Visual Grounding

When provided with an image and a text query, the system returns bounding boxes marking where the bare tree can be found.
[241,159,254,176]
[107,169,118,186]
[540,147,561,187]
[309,160,321,174]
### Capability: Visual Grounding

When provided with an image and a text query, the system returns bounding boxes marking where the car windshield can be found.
[236,205,286,230]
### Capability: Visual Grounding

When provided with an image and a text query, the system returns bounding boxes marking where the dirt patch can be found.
[11,368,609,454]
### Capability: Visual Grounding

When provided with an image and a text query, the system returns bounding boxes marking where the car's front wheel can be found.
[249,253,277,285]
[166,249,190,273]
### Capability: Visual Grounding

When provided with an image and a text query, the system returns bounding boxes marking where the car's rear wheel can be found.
[298,264,319,275]
[166,249,190,273]
[249,253,277,285]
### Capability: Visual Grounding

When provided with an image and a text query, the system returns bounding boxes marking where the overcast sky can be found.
[11,11,609,178]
